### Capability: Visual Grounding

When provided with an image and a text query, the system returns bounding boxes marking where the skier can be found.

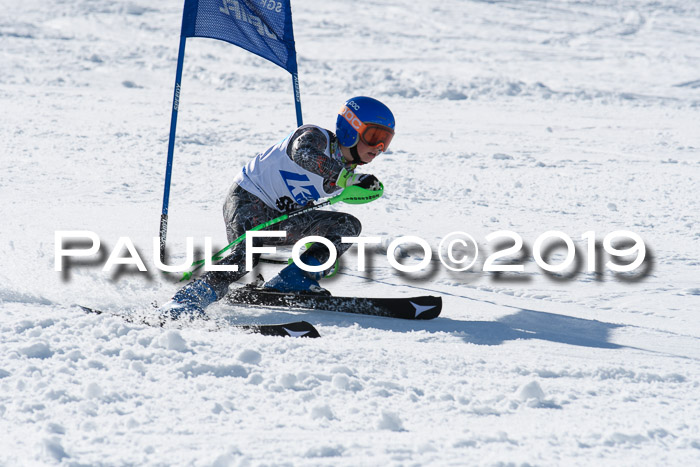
[161,96,395,318]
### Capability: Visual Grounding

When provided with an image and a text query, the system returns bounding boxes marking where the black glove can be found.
[337,168,382,191]
[350,173,382,191]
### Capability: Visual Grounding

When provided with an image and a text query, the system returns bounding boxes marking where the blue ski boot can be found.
[263,258,330,296]
[160,279,218,319]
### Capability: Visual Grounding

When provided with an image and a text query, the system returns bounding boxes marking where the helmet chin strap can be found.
[350,145,366,165]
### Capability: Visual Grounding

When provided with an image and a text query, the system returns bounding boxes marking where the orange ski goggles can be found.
[340,106,395,151]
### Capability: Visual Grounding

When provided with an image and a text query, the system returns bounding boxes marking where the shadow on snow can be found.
[223,307,623,349]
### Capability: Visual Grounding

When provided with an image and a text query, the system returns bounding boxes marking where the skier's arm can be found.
[287,127,345,193]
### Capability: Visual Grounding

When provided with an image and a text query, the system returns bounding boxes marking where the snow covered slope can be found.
[1,0,699,464]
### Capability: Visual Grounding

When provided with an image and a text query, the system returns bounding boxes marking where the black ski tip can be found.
[407,296,442,320]
[243,320,321,338]
[77,305,103,315]
[280,320,321,338]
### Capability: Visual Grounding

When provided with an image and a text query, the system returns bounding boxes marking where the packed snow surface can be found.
[1,0,700,465]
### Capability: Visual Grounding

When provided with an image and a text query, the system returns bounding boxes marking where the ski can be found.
[76,305,320,338]
[225,287,442,320]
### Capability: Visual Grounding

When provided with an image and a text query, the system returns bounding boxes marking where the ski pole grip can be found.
[338,183,384,204]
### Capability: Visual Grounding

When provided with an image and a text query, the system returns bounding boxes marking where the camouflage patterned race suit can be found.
[201,126,362,299]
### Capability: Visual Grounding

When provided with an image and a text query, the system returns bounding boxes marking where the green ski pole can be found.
[179,184,383,281]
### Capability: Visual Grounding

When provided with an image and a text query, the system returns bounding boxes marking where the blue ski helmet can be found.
[336,96,395,151]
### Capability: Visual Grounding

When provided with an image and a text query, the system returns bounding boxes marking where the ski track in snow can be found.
[1,0,700,465]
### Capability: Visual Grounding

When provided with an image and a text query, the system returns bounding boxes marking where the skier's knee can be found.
[343,213,362,238]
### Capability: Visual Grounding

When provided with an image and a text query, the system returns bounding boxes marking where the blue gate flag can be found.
[182,0,299,74]
[160,0,302,261]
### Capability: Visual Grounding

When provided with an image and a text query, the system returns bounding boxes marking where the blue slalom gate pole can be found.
[292,71,303,126]
[159,35,187,262]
